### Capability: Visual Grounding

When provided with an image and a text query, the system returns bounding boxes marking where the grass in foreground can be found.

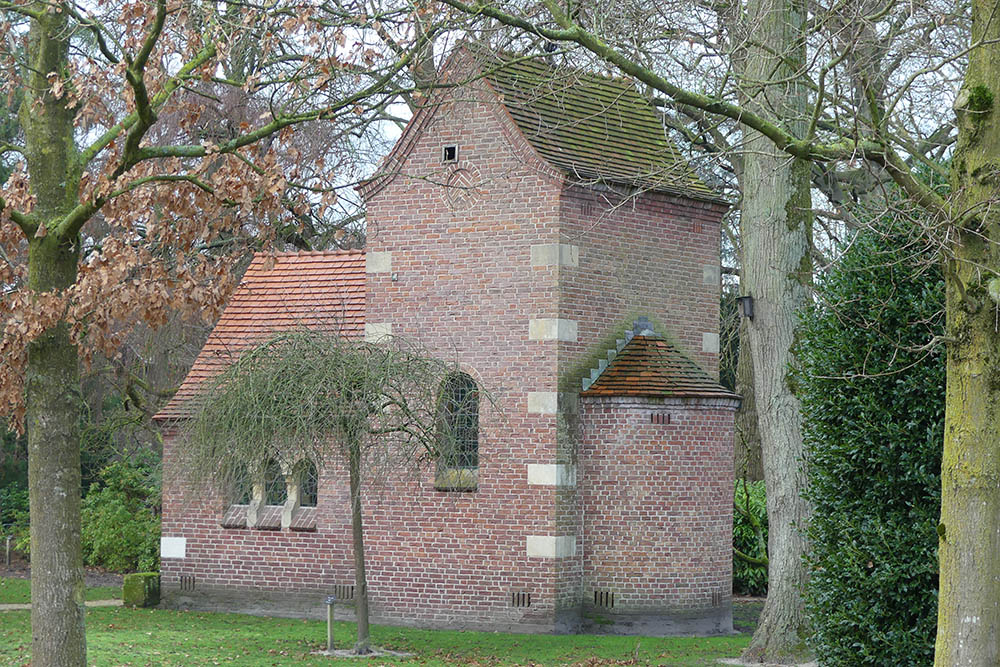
[0,577,120,605]
[0,606,752,666]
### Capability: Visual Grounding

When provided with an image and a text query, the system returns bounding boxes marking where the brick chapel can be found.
[155,48,739,635]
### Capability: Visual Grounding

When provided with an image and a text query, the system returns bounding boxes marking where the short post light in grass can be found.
[325,593,337,651]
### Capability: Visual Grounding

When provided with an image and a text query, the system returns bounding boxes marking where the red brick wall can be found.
[159,70,735,634]
[360,76,571,628]
[557,184,725,380]
[551,183,726,611]
[578,397,736,621]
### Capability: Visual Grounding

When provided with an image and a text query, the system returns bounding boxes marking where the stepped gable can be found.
[581,317,737,399]
[154,250,365,420]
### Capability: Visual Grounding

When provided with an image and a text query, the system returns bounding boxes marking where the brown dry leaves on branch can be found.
[0,0,444,431]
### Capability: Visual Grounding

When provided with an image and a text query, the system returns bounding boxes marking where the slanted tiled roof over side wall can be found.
[154,250,365,420]
[581,322,737,400]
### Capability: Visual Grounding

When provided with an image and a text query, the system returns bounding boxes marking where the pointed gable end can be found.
[359,46,723,204]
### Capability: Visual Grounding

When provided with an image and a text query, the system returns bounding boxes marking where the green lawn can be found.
[0,577,120,605]
[0,606,753,666]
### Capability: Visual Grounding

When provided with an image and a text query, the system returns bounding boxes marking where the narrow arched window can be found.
[263,458,287,505]
[437,372,479,469]
[296,459,319,508]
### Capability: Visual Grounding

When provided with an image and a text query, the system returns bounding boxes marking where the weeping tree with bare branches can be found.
[182,329,474,655]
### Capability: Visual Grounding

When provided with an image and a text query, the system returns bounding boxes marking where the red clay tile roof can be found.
[154,250,365,421]
[581,335,738,399]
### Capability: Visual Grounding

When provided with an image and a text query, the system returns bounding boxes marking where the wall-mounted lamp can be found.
[736,295,754,321]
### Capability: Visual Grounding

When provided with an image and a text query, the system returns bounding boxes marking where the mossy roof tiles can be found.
[479,55,719,201]
[154,250,365,420]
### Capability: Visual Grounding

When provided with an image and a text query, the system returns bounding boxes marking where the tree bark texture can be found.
[735,320,764,481]
[26,238,85,667]
[738,0,813,658]
[935,1,1000,661]
[348,443,372,654]
[22,5,88,666]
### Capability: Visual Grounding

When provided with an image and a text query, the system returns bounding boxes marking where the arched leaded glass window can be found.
[263,458,287,505]
[296,459,318,508]
[437,372,479,469]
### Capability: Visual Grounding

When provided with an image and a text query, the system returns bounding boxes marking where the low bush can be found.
[81,461,161,572]
[733,479,767,596]
[797,220,942,665]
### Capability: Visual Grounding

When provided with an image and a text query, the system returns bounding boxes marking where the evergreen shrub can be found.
[798,221,943,665]
[81,461,160,572]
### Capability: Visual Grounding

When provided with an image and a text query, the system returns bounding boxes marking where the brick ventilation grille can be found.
[333,584,355,601]
[180,575,196,591]
[510,591,531,608]
[594,591,615,608]
[650,412,670,425]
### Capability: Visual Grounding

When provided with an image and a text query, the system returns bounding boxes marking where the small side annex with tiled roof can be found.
[157,47,737,638]
[576,319,739,633]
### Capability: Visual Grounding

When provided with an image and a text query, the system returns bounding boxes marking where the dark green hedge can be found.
[797,222,943,665]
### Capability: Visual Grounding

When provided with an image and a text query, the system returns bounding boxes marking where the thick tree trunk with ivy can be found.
[348,442,372,654]
[22,8,88,667]
[935,3,1000,661]
[738,0,813,658]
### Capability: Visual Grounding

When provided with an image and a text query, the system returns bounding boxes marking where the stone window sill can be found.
[434,467,478,492]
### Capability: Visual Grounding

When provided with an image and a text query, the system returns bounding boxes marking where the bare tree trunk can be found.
[26,239,85,667]
[738,0,813,658]
[735,320,763,481]
[348,442,371,654]
[935,4,1000,661]
[22,6,87,666]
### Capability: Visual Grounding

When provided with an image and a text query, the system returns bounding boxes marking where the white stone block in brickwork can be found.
[527,391,559,414]
[365,322,393,342]
[530,243,579,267]
[160,536,186,559]
[365,251,392,273]
[702,332,720,354]
[528,318,578,342]
[702,264,720,285]
[526,535,576,558]
[527,463,577,486]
